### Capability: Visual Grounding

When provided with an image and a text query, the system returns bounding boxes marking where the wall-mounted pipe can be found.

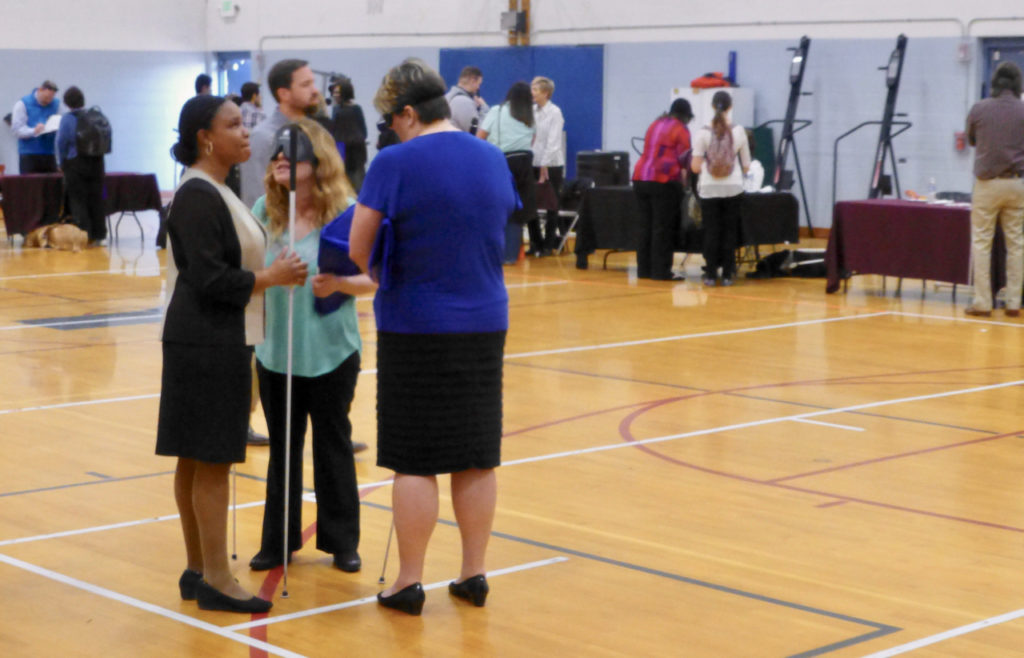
[531,17,967,39]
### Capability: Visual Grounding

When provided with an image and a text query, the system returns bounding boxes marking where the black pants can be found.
[63,156,107,241]
[20,153,57,174]
[529,165,565,252]
[634,180,682,279]
[256,353,362,556]
[700,194,742,280]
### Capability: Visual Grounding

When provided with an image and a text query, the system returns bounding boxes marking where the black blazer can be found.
[163,178,256,345]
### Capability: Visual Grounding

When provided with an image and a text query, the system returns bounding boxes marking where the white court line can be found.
[892,310,1024,329]
[501,379,1024,467]
[791,418,865,432]
[0,502,267,548]
[0,313,164,331]
[9,379,1020,548]
[0,551,306,658]
[0,268,164,281]
[862,607,1024,657]
[505,312,892,359]
[0,393,160,416]
[224,556,569,632]
[0,312,886,416]
[506,280,569,289]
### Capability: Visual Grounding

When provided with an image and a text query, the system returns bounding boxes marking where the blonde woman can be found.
[248,118,376,573]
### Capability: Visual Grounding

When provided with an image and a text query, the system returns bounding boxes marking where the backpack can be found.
[75,107,112,157]
[704,126,735,178]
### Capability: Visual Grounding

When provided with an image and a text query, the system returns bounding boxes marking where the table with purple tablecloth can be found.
[0,172,162,237]
[825,199,1005,295]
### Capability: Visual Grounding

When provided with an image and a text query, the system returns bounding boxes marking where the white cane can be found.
[281,127,299,598]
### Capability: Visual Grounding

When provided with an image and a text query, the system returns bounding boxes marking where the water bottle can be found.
[927,177,937,202]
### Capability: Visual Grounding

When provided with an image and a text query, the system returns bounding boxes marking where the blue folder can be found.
[315,205,362,315]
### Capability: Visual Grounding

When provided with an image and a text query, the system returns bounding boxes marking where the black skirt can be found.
[376,331,505,475]
[156,342,253,464]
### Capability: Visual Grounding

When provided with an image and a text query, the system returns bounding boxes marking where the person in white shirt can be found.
[529,76,565,255]
[691,90,751,287]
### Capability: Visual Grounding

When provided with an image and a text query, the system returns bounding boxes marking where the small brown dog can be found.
[24,223,89,252]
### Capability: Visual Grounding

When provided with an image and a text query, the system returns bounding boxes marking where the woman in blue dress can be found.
[350,58,519,615]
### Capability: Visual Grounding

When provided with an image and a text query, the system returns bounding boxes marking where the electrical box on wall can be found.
[219,1,239,19]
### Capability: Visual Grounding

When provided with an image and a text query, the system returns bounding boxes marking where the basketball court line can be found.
[861,606,1024,656]
[0,268,165,281]
[223,557,569,631]
[0,551,305,658]
[3,377,1019,548]
[892,310,1024,329]
[790,417,865,431]
[0,311,885,416]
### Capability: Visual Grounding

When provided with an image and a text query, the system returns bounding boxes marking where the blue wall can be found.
[440,45,604,179]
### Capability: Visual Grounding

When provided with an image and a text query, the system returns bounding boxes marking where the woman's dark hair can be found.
[171,95,228,166]
[667,98,693,124]
[991,61,1023,98]
[373,58,450,125]
[332,76,355,103]
[711,90,733,137]
[63,86,85,110]
[505,81,534,127]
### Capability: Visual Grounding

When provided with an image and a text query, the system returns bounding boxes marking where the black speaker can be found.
[576,151,630,186]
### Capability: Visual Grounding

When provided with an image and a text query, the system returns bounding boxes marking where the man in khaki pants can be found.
[965,61,1024,317]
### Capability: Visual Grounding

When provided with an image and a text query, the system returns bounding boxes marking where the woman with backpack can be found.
[631,98,694,280]
[691,90,751,286]
[477,81,536,263]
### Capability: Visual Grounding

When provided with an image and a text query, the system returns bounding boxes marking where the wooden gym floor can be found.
[0,212,1022,657]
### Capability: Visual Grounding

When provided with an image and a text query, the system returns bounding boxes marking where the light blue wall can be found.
[2,38,980,225]
[0,50,206,189]
[605,37,977,228]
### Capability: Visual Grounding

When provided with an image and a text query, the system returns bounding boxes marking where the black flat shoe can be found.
[449,574,488,607]
[377,582,424,615]
[195,580,272,613]
[333,550,361,573]
[178,569,202,601]
[249,551,292,571]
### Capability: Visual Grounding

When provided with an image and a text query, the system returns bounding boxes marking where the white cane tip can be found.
[282,590,289,598]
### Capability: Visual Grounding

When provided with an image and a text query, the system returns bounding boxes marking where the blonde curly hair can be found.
[262,118,355,238]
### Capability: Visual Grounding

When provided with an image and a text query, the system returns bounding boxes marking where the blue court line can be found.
[0,471,174,498]
[18,308,162,331]
[360,501,900,656]
[0,474,900,654]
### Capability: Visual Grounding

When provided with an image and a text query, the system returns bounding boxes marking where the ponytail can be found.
[710,90,732,137]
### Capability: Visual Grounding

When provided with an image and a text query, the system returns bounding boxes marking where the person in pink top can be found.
[631,98,693,280]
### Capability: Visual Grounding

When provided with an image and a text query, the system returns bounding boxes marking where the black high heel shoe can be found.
[178,569,203,601]
[448,574,488,607]
[377,582,425,616]
[195,580,273,613]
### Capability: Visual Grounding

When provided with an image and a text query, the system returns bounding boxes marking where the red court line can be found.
[248,483,388,656]
[615,387,1024,534]
[765,429,1024,484]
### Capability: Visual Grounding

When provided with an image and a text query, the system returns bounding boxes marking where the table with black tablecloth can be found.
[573,185,799,269]
[825,199,1005,296]
[0,172,162,238]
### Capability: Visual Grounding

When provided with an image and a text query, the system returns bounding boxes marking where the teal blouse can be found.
[252,196,362,377]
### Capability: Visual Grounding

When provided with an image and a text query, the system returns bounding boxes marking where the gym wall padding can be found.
[440,45,604,180]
